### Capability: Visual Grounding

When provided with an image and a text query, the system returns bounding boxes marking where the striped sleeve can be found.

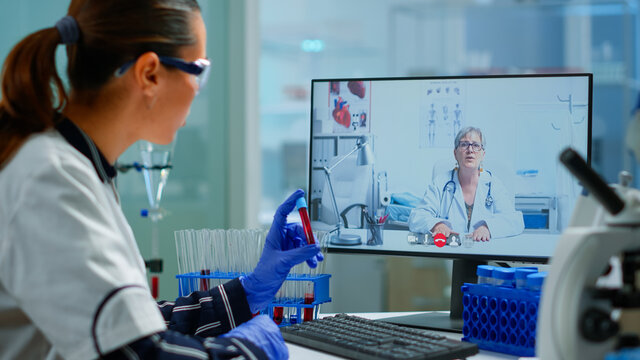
[157,278,253,338]
[103,330,267,360]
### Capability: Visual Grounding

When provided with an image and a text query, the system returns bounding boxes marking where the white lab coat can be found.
[0,130,166,360]
[408,169,524,238]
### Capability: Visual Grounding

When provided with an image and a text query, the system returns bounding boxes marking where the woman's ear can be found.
[133,52,161,101]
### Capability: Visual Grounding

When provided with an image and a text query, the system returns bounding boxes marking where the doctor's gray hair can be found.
[454,127,486,150]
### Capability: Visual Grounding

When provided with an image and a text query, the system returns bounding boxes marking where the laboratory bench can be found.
[286,312,525,360]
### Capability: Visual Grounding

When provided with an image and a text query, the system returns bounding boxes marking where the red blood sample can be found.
[296,198,315,245]
[200,269,210,291]
[273,306,284,325]
[303,293,315,322]
[151,276,159,299]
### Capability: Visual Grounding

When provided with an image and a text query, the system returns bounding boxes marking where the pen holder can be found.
[366,223,384,245]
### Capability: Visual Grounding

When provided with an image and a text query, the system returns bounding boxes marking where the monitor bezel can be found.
[324,246,550,264]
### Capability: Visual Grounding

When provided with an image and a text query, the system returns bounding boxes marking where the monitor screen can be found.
[308,74,592,331]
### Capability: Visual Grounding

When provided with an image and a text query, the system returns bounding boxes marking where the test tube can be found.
[296,197,315,244]
[187,229,197,292]
[175,230,184,276]
[207,229,219,287]
[515,268,538,289]
[198,230,210,291]
[273,286,284,324]
[476,265,495,285]
[526,271,548,292]
[303,280,314,322]
[316,231,328,275]
[493,268,516,288]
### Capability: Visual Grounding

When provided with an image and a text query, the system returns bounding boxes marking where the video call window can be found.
[309,74,591,257]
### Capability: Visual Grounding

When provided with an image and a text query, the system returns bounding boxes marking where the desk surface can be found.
[287,312,532,359]
[315,225,556,262]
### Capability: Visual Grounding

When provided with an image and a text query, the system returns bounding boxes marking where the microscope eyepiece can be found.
[559,147,625,215]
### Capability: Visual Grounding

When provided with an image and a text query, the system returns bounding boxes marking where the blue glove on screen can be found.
[220,314,288,360]
[240,189,324,313]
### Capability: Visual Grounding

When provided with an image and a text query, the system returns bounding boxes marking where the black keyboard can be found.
[281,313,478,360]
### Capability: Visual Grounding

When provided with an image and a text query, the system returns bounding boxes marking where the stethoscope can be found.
[442,168,493,219]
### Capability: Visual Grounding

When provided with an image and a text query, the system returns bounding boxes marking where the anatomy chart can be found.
[329,80,371,134]
[419,80,467,148]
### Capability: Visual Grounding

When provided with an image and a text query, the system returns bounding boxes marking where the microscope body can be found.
[537,185,640,359]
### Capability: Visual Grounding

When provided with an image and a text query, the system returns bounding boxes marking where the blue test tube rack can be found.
[176,272,331,326]
[461,282,541,357]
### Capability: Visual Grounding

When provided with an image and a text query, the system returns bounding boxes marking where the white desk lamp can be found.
[323,135,374,246]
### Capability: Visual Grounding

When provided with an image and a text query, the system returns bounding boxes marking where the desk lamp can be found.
[323,135,374,245]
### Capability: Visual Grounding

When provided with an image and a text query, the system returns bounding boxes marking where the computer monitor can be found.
[308,73,592,332]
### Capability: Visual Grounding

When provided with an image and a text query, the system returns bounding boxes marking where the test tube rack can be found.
[176,272,331,326]
[461,283,540,357]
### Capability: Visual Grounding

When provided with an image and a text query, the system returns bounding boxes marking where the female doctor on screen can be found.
[0,1,322,359]
[408,127,524,241]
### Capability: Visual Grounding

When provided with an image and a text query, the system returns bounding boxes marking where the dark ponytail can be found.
[0,27,67,166]
[0,0,200,168]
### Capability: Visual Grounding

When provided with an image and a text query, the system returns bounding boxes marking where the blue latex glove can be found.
[240,189,324,313]
[220,315,288,360]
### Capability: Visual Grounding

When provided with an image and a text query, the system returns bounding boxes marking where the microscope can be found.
[537,147,640,359]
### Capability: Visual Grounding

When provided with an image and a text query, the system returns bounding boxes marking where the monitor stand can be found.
[378,259,486,333]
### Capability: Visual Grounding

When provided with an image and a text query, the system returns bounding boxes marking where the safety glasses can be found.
[115,55,211,92]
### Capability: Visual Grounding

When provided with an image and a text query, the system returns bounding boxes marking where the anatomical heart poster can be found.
[329,80,371,134]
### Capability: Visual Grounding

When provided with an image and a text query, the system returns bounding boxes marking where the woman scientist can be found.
[0,1,321,359]
[408,127,524,241]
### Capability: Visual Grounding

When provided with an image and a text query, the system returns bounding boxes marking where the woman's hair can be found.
[454,126,486,150]
[0,0,201,168]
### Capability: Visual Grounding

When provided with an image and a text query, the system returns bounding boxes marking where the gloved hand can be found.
[240,189,324,313]
[220,314,288,360]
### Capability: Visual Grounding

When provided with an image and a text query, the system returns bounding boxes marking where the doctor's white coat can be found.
[408,169,524,238]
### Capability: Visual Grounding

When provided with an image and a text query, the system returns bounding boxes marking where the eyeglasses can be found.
[115,55,211,91]
[457,141,483,152]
